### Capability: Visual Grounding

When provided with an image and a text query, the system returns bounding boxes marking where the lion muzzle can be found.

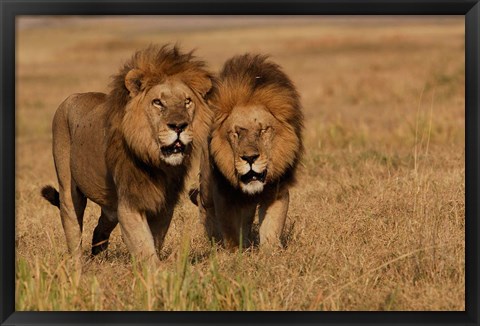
[159,126,193,164]
[240,169,267,184]
[161,139,186,155]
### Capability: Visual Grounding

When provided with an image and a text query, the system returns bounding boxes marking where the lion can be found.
[190,54,303,249]
[41,45,213,265]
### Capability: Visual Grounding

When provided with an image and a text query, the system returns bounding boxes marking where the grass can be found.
[16,242,257,311]
[16,16,465,311]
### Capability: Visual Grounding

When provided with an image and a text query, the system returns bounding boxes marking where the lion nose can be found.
[167,122,188,134]
[241,154,259,165]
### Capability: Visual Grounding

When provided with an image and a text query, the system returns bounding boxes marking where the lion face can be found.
[210,100,302,196]
[223,105,276,194]
[210,100,301,196]
[141,81,197,166]
[122,69,212,167]
[206,54,303,197]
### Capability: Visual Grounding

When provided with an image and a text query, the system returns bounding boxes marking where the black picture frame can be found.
[1,1,479,325]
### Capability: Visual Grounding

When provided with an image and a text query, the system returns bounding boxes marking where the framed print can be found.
[1,0,479,325]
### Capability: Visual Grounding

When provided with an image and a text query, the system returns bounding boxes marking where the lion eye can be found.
[185,97,192,107]
[260,127,270,135]
[152,99,163,107]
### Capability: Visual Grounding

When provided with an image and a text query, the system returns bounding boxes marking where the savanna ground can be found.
[16,16,465,311]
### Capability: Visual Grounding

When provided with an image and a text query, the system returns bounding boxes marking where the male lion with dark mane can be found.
[41,45,213,265]
[190,54,303,249]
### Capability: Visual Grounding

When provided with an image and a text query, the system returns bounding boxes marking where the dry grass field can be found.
[15,16,465,311]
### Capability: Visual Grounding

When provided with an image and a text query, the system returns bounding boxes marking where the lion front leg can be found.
[200,201,222,243]
[147,208,174,255]
[214,192,256,249]
[197,184,222,243]
[258,189,289,249]
[117,202,159,266]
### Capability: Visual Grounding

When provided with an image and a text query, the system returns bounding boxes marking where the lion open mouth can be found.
[240,170,267,184]
[161,140,186,156]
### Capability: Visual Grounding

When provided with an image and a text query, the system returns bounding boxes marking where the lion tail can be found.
[188,187,199,206]
[41,185,60,208]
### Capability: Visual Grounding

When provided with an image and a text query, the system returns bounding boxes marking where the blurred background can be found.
[16,16,464,311]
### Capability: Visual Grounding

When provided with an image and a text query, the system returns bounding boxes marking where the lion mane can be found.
[105,45,213,213]
[209,54,303,189]
[193,54,304,248]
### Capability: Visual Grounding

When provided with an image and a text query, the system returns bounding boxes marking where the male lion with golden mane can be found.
[190,54,303,249]
[41,45,213,265]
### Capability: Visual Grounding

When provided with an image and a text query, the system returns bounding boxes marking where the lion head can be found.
[107,45,213,169]
[208,54,303,195]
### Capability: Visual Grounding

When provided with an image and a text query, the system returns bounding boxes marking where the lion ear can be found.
[186,74,213,100]
[199,77,213,99]
[125,69,144,97]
